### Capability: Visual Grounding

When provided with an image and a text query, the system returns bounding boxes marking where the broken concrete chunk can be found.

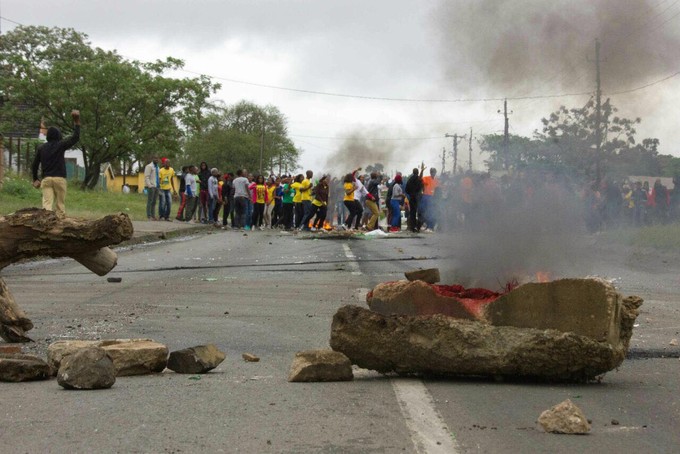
[538,399,591,434]
[484,278,624,344]
[330,303,641,381]
[288,349,353,382]
[48,339,168,376]
[404,268,441,284]
[57,347,116,390]
[167,344,225,374]
[242,353,260,362]
[367,280,483,319]
[0,353,51,382]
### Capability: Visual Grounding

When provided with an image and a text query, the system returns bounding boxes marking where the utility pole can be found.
[259,124,265,174]
[445,133,466,175]
[440,147,446,174]
[496,99,511,170]
[468,128,473,171]
[594,38,602,185]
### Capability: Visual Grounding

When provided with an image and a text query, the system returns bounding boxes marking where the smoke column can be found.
[432,0,680,95]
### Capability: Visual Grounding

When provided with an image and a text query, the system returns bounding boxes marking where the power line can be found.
[289,133,443,141]
[607,70,680,95]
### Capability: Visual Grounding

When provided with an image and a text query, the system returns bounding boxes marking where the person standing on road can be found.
[298,170,314,230]
[183,165,199,223]
[232,169,250,230]
[291,174,304,229]
[221,173,234,228]
[365,172,381,231]
[208,168,220,224]
[158,158,177,221]
[420,168,439,231]
[389,174,405,232]
[281,176,295,230]
[250,175,268,230]
[342,170,362,230]
[31,110,81,218]
[264,176,277,228]
[198,162,211,223]
[306,174,330,230]
[405,165,424,232]
[143,155,160,220]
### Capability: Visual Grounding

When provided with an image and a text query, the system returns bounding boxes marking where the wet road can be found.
[1,228,679,453]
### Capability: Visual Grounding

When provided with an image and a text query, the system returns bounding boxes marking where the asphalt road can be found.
[1,227,679,453]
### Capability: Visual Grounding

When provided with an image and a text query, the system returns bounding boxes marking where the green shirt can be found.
[282,183,294,204]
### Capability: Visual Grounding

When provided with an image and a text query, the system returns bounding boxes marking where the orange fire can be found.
[535,271,552,283]
[306,220,334,231]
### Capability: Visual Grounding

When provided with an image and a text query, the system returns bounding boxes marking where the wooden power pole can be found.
[445,133,467,175]
[594,38,603,185]
[468,128,473,171]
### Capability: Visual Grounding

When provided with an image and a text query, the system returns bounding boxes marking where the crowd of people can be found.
[142,156,680,234]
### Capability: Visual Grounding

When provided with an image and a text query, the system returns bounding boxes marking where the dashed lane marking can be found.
[342,244,459,453]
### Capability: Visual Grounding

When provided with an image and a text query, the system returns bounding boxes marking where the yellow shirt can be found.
[255,184,266,204]
[343,182,355,202]
[291,182,302,203]
[159,167,175,190]
[300,179,312,201]
[266,185,276,205]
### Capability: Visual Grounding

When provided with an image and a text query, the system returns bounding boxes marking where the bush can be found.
[1,174,33,198]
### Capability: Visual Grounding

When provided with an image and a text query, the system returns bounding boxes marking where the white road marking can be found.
[342,243,362,275]
[391,378,460,454]
[342,244,458,453]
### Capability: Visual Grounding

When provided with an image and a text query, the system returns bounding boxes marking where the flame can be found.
[323,221,332,230]
[535,271,551,283]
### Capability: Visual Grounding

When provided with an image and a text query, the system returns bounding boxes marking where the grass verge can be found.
[1,172,147,220]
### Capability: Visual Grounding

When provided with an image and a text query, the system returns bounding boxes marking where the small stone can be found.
[57,347,116,390]
[0,353,51,382]
[242,353,260,362]
[669,339,678,346]
[404,268,441,284]
[288,349,353,382]
[538,399,591,434]
[107,277,122,283]
[611,419,620,425]
[167,344,225,374]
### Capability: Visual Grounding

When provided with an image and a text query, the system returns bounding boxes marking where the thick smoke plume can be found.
[433,0,680,95]
[440,177,591,290]
[322,127,420,175]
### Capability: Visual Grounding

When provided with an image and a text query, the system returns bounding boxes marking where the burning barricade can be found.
[330,274,642,381]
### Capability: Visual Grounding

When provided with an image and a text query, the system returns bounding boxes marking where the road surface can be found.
[2,227,679,453]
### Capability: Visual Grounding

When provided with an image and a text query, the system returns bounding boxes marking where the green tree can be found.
[0,26,218,188]
[184,101,299,175]
[535,97,648,181]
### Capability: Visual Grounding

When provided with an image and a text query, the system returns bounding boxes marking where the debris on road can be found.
[48,339,168,376]
[332,278,643,381]
[669,338,678,346]
[57,347,116,390]
[0,352,51,382]
[167,344,225,374]
[107,277,123,283]
[537,399,591,434]
[0,345,22,354]
[0,209,134,342]
[242,353,260,362]
[404,268,441,284]
[288,350,353,382]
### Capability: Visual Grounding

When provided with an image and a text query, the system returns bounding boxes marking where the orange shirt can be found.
[422,176,439,196]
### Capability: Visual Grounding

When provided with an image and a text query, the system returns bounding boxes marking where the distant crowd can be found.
[142,156,680,234]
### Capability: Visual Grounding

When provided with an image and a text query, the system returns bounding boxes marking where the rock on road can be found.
[1,227,679,453]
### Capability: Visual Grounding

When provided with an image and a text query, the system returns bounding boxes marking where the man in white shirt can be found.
[143,156,160,220]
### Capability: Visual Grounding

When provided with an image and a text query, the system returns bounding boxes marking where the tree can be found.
[184,101,299,174]
[535,97,645,181]
[0,26,218,188]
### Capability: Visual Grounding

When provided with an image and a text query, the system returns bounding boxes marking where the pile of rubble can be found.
[329,269,643,381]
[0,339,225,389]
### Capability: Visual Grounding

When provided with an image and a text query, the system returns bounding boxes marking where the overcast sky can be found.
[3,0,680,173]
